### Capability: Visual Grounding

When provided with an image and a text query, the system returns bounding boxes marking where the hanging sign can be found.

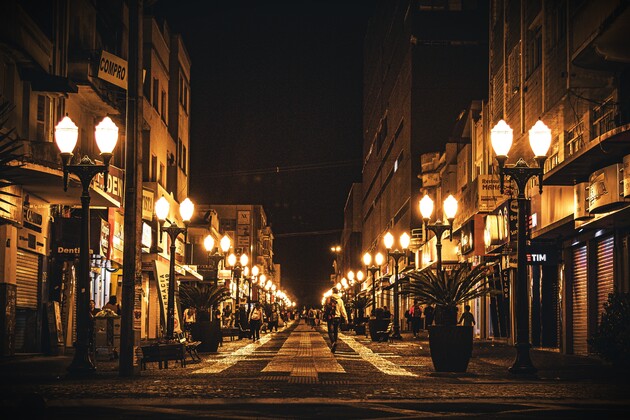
[97,50,128,90]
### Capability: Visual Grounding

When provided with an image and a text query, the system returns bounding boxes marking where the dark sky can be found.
[151,1,375,306]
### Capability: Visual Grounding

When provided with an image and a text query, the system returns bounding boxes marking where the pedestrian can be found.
[410,300,423,338]
[249,302,264,341]
[324,287,347,353]
[183,307,196,335]
[423,304,435,328]
[102,295,121,315]
[307,307,316,329]
[382,306,391,319]
[458,304,475,327]
[269,307,279,332]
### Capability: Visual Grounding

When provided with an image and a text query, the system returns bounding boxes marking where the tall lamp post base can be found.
[508,343,537,375]
[67,343,96,374]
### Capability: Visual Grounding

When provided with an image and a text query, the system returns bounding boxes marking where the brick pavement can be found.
[1,321,629,406]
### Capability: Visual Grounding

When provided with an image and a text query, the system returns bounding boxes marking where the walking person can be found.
[410,300,423,338]
[249,302,264,341]
[423,304,435,329]
[324,287,347,353]
[269,307,279,332]
[459,304,476,327]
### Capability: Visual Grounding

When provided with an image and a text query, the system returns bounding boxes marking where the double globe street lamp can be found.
[490,119,551,375]
[55,115,119,373]
[155,195,195,340]
[227,253,249,306]
[362,251,384,315]
[383,232,410,340]
[203,234,231,286]
[419,194,458,272]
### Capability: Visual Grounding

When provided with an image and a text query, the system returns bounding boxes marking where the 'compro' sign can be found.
[98,50,128,90]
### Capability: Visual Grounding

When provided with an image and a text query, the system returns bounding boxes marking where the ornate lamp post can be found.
[203,234,228,286]
[227,253,249,307]
[363,252,383,315]
[55,115,118,374]
[419,194,458,273]
[490,119,551,375]
[383,232,410,340]
[250,265,259,305]
[155,196,194,340]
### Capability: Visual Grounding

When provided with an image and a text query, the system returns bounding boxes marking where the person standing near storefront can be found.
[249,302,264,342]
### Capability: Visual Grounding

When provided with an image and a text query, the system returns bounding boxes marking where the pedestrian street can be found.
[189,322,416,381]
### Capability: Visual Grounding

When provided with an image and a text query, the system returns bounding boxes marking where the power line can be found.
[195,159,361,179]
[274,229,342,238]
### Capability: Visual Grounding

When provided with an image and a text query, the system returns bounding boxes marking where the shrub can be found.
[588,292,630,367]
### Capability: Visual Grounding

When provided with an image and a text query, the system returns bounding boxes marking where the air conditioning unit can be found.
[588,163,628,214]
[573,182,591,220]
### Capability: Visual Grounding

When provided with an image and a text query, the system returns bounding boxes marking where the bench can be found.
[140,343,186,370]
[238,323,251,339]
[178,333,201,362]
[221,327,240,341]
[376,321,394,343]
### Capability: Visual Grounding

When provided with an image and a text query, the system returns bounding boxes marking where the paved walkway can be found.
[262,323,344,382]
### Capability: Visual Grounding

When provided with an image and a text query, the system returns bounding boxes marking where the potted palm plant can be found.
[179,283,231,352]
[406,262,496,372]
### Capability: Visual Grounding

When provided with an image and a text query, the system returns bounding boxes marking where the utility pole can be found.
[120,0,143,377]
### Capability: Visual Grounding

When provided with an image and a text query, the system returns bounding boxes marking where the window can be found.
[151,155,157,181]
[152,78,159,111]
[394,150,404,173]
[526,26,542,76]
[159,162,165,187]
[182,145,187,174]
[36,95,51,142]
[376,116,388,154]
[179,75,189,113]
[161,90,167,122]
[550,2,567,48]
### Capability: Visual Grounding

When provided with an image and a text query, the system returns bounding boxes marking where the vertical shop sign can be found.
[154,260,182,334]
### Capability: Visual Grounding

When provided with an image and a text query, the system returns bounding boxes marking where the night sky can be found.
[151,1,376,306]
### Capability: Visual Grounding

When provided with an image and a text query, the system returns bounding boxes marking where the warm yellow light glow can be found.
[375,252,384,266]
[336,282,342,290]
[54,116,78,154]
[260,274,267,284]
[529,119,552,157]
[347,270,355,281]
[94,116,118,154]
[240,253,249,267]
[252,265,259,276]
[179,198,194,222]
[227,253,236,267]
[384,232,394,249]
[243,266,250,277]
[363,252,372,266]
[491,119,513,157]
[154,196,170,221]
[400,232,410,250]
[419,194,434,220]
[443,195,458,220]
[203,235,214,252]
[220,235,231,253]
[341,278,348,288]
[357,270,364,282]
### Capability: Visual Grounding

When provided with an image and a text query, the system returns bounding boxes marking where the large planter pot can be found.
[368,319,390,342]
[354,324,366,336]
[192,320,221,353]
[427,325,473,372]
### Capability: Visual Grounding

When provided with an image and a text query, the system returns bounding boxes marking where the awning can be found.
[9,161,120,208]
[176,264,203,282]
[18,67,77,94]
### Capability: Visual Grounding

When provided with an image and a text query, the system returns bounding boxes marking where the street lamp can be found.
[491,119,551,375]
[228,253,249,306]
[383,232,410,340]
[250,265,259,305]
[203,234,228,286]
[55,115,118,374]
[155,196,194,340]
[363,252,383,315]
[419,194,458,273]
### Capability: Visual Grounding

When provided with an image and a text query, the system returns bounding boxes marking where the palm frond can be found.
[179,283,231,311]
[406,262,498,308]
